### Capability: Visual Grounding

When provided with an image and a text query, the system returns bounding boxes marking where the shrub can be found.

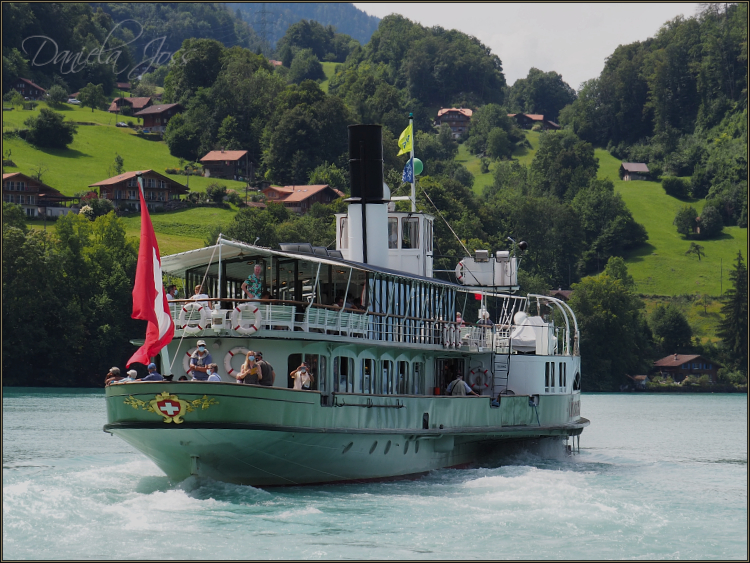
[662,176,690,198]
[480,158,490,174]
[673,205,698,237]
[47,85,68,107]
[697,205,723,239]
[697,374,711,387]
[23,108,77,148]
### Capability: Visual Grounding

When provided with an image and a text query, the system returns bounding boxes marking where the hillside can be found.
[3,103,247,197]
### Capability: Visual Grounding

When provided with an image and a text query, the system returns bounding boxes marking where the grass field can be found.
[320,62,337,93]
[641,295,724,344]
[595,149,747,297]
[3,103,247,196]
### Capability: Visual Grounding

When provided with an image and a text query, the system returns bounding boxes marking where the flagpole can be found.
[409,112,416,212]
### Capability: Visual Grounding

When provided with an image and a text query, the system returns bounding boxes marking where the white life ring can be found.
[469,367,490,392]
[182,347,198,376]
[231,302,263,335]
[224,347,250,375]
[442,323,456,348]
[455,261,465,283]
[179,302,207,334]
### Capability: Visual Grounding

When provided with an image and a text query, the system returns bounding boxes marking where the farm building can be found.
[262,184,345,214]
[133,104,183,134]
[3,172,77,217]
[619,162,650,181]
[90,170,188,212]
[653,354,721,384]
[435,108,473,139]
[200,150,252,180]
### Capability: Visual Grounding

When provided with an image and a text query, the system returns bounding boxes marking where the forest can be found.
[2,5,747,389]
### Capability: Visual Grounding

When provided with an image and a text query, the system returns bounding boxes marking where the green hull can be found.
[105,382,588,486]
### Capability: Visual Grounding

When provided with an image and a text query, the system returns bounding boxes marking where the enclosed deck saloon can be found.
[104,125,588,486]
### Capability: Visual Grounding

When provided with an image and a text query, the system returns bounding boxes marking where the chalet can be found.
[653,354,721,384]
[262,184,343,214]
[620,162,650,181]
[549,288,573,302]
[133,103,183,134]
[200,150,251,180]
[507,113,560,130]
[3,172,77,217]
[14,78,46,100]
[435,108,473,139]
[116,82,132,91]
[89,170,188,212]
[108,97,152,114]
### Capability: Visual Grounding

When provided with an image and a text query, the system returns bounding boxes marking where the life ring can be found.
[182,347,198,376]
[231,302,263,335]
[455,261,465,283]
[179,302,207,334]
[469,367,490,386]
[224,347,250,376]
[442,323,456,348]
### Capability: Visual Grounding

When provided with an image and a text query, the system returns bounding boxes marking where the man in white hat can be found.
[104,367,122,386]
[190,340,212,380]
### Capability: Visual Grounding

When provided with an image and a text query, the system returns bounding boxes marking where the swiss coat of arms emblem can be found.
[123,392,218,423]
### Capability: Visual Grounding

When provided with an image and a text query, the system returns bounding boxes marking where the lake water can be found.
[3,390,747,560]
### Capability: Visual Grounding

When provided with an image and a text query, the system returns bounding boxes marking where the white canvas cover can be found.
[510,315,546,352]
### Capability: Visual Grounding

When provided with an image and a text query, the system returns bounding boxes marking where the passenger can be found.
[190,339,212,381]
[206,363,222,382]
[105,367,122,386]
[178,375,188,381]
[456,312,466,327]
[352,297,365,311]
[255,351,276,387]
[447,373,478,396]
[242,264,263,300]
[237,351,261,384]
[290,363,313,390]
[344,294,354,309]
[139,363,164,381]
[166,285,178,301]
[476,310,493,327]
[115,369,139,384]
[334,296,344,309]
[191,285,211,309]
[260,291,271,300]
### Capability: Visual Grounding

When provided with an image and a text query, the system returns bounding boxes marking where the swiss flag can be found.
[126,174,174,367]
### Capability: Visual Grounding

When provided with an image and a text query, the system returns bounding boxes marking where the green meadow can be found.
[3,102,247,196]
[319,61,337,93]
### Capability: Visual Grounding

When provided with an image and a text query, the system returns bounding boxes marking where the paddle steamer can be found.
[104,125,589,486]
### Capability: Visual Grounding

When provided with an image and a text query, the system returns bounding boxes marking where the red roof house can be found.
[108,97,152,114]
[435,108,473,139]
[14,78,46,100]
[653,354,721,384]
[133,103,183,134]
[3,172,76,217]
[200,150,251,180]
[89,170,188,211]
[507,113,560,130]
[262,184,343,213]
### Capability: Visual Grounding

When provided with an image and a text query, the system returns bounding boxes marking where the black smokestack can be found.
[348,124,384,202]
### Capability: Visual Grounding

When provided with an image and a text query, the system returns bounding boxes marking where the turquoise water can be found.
[3,389,747,560]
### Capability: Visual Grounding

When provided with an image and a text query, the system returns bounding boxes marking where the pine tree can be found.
[718,251,748,371]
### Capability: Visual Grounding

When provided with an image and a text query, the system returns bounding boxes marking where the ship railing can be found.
[170,298,489,348]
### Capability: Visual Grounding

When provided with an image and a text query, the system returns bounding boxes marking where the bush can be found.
[23,108,77,148]
[662,176,690,198]
[673,205,698,237]
[697,205,723,239]
[480,158,490,174]
[46,85,68,107]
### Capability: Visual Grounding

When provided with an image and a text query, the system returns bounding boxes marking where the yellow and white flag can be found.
[397,123,412,156]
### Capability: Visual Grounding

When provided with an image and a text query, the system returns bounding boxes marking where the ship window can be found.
[398,361,409,394]
[559,362,564,388]
[426,220,433,252]
[388,218,398,249]
[287,353,322,391]
[402,217,419,249]
[360,358,374,394]
[413,362,424,395]
[545,362,550,388]
[551,363,555,389]
[573,371,581,391]
[339,217,348,249]
[377,360,394,394]
[334,356,354,393]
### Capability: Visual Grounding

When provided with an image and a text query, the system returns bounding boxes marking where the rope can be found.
[419,185,471,257]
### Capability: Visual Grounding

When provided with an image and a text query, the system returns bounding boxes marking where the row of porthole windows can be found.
[343,440,421,455]
[545,361,568,393]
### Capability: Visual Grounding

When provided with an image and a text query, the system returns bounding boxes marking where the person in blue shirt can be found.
[206,363,222,382]
[447,373,479,396]
[190,340,212,380]
[140,363,164,381]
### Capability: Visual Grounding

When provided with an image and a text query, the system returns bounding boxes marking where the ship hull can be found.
[105,382,588,486]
